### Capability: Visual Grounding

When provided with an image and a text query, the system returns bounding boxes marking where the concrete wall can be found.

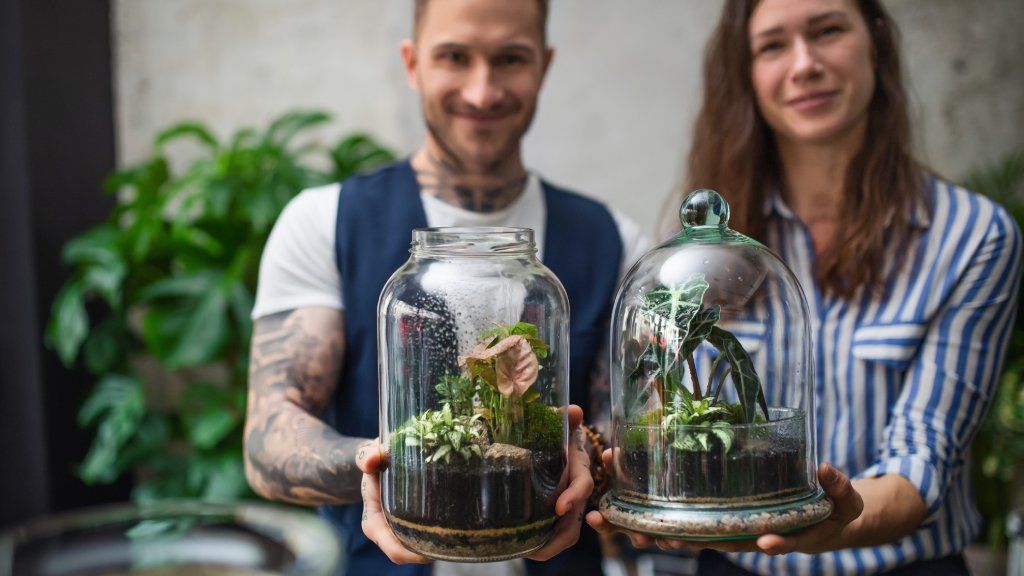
[113,0,1024,235]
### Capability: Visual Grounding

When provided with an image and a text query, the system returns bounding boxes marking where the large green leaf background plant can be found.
[46,111,395,501]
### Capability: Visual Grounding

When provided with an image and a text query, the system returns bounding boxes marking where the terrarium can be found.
[600,189,832,539]
[378,227,568,562]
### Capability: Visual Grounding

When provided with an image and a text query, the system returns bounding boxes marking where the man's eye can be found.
[440,51,468,64]
[494,54,526,66]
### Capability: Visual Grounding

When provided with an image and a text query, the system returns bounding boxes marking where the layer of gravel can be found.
[599,492,832,540]
[386,513,556,562]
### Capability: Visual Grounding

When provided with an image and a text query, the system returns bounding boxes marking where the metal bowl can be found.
[0,501,340,576]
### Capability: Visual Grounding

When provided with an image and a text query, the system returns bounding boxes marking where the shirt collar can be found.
[762,189,931,230]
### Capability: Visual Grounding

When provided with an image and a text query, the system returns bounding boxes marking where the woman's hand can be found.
[586,452,864,555]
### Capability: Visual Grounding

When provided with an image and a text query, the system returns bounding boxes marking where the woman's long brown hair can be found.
[680,0,925,298]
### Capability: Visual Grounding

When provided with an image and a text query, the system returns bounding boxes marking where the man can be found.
[244,0,649,574]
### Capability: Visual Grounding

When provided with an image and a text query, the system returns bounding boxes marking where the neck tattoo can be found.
[415,153,528,213]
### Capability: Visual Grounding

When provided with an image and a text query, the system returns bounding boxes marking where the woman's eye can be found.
[757,41,784,55]
[817,25,844,38]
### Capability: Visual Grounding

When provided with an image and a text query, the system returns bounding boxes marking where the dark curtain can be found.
[0,0,126,530]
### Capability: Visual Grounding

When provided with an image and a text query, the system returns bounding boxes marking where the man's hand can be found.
[527,404,594,561]
[587,456,864,555]
[355,440,432,565]
[356,405,596,564]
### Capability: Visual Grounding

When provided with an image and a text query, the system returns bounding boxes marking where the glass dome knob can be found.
[680,189,730,230]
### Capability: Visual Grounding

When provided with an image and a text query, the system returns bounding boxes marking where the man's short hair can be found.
[412,0,549,45]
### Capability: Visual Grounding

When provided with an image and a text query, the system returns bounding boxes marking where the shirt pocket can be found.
[851,321,928,370]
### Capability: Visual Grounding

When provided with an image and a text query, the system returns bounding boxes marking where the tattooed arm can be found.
[244,307,368,505]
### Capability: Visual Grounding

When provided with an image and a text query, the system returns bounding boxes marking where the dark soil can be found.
[621,435,807,502]
[383,446,565,560]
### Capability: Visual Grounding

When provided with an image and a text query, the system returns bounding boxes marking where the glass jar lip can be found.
[411,227,537,256]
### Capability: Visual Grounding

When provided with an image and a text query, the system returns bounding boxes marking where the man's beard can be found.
[422,103,534,174]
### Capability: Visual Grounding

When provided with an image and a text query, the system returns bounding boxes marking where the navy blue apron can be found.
[324,159,622,575]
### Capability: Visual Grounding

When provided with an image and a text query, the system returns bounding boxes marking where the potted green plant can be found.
[45,111,395,501]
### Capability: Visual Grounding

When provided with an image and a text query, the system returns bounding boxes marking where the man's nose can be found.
[461,64,503,109]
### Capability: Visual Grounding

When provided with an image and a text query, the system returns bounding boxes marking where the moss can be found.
[624,407,663,449]
[523,402,563,451]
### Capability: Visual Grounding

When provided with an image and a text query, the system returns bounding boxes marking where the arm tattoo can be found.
[244,308,367,505]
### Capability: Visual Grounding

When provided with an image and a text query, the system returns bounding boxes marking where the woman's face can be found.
[748,0,876,147]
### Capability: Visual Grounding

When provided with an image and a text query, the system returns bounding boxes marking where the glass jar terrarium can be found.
[378,227,568,561]
[600,190,832,539]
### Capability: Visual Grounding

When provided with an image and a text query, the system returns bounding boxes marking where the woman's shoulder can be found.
[923,176,1021,245]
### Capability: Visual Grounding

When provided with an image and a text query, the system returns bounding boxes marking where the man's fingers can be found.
[355,440,381,474]
[362,511,432,564]
[555,463,592,516]
[528,503,584,561]
[567,404,584,430]
[555,427,595,516]
[360,475,430,564]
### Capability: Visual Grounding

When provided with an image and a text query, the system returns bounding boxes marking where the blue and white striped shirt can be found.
[729,177,1022,575]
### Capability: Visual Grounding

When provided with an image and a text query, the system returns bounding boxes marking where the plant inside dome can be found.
[627,272,769,453]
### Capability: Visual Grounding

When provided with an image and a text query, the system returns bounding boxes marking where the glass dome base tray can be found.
[599,488,832,540]
[386,513,556,562]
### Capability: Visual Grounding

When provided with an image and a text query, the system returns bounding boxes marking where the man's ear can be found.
[540,46,555,85]
[400,39,419,91]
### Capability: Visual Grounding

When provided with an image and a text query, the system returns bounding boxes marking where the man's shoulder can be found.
[539,178,610,213]
[339,159,411,192]
[539,178,649,249]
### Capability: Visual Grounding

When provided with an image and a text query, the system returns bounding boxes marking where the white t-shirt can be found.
[252,173,650,319]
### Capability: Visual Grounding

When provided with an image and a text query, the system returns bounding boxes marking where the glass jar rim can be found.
[411,227,536,256]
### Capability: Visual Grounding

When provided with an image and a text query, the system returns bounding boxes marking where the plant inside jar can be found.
[385,322,564,561]
[620,273,805,502]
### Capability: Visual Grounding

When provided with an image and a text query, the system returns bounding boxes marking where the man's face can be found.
[402,0,552,172]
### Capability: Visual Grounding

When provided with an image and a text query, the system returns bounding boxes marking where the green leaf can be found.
[509,322,538,338]
[679,304,720,361]
[77,375,145,484]
[180,383,242,449]
[46,281,88,366]
[707,326,768,423]
[165,288,229,368]
[329,133,397,181]
[155,122,220,153]
[641,274,710,336]
[62,226,122,268]
[265,110,331,148]
[82,316,124,374]
[201,453,250,500]
[138,270,218,302]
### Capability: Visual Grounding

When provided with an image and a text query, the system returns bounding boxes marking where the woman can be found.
[588,0,1022,574]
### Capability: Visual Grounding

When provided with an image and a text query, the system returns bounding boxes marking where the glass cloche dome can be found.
[378,228,568,561]
[600,190,831,539]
